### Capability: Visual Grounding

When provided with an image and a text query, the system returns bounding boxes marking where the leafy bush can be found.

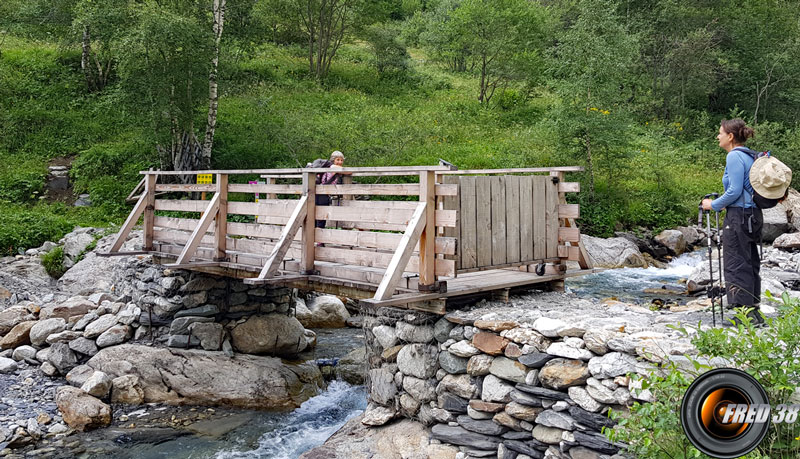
[40,246,66,278]
[608,294,800,458]
[0,204,74,255]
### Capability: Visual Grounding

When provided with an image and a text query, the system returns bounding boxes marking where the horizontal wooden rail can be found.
[315,246,455,277]
[228,184,302,194]
[316,184,457,196]
[141,165,453,176]
[437,166,584,175]
[315,206,457,228]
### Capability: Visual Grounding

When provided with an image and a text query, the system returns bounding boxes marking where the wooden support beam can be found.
[565,217,593,269]
[302,173,316,273]
[143,174,157,251]
[374,203,428,300]
[558,227,580,242]
[175,192,220,265]
[419,170,436,289]
[214,173,228,261]
[256,195,308,279]
[558,204,580,219]
[558,182,580,193]
[108,191,148,253]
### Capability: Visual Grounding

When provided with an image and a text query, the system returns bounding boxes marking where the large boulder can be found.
[87,344,324,410]
[762,202,790,242]
[58,232,143,294]
[300,295,350,328]
[55,386,112,431]
[61,228,96,269]
[654,229,687,256]
[230,314,308,357]
[298,416,458,459]
[0,306,36,335]
[582,235,647,268]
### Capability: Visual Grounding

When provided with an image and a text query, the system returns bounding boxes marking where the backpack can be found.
[741,150,792,209]
[307,159,332,184]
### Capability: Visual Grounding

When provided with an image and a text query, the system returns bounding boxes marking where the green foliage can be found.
[0,204,75,256]
[364,23,410,78]
[608,295,800,458]
[40,246,66,278]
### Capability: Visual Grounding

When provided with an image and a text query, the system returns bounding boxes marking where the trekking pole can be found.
[700,194,719,326]
[712,194,724,324]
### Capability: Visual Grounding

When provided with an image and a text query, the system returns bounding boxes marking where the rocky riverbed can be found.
[2,221,800,458]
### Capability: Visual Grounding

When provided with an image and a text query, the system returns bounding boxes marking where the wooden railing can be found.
[107,165,589,301]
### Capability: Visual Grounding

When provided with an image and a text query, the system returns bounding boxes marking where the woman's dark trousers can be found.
[723,207,763,307]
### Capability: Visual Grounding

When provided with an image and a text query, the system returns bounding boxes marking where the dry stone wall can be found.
[361,309,685,459]
[113,257,314,356]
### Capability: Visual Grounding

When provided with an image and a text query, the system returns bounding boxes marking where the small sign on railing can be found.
[197,174,213,184]
[249,180,264,202]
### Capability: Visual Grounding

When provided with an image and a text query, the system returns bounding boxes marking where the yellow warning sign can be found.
[197,174,213,184]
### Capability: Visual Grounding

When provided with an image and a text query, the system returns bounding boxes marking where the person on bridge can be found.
[701,119,764,326]
[315,151,347,230]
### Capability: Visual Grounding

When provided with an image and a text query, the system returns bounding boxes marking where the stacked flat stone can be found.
[112,258,299,353]
[360,310,694,459]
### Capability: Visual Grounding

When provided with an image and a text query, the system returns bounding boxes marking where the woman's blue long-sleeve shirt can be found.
[711,147,757,212]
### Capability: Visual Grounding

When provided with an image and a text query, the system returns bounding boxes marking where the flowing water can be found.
[71,253,707,458]
[567,250,705,303]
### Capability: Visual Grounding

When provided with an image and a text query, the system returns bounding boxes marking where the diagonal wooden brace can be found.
[254,195,308,280]
[108,191,148,254]
[373,202,428,300]
[175,193,221,264]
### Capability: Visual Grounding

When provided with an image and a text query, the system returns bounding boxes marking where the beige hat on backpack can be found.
[750,156,792,199]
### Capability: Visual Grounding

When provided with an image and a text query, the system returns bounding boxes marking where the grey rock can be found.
[434,318,456,343]
[510,390,543,407]
[167,334,200,348]
[545,342,593,360]
[396,321,435,343]
[567,387,603,413]
[467,354,494,376]
[582,235,647,268]
[404,376,437,402]
[81,371,112,398]
[66,364,96,387]
[69,337,99,357]
[438,374,481,399]
[48,342,78,374]
[40,361,58,376]
[515,384,571,401]
[83,314,118,339]
[30,318,67,346]
[588,352,639,379]
[490,357,529,383]
[535,410,576,430]
[189,322,224,351]
[230,314,307,357]
[96,325,131,347]
[170,316,214,335]
[116,304,141,325]
[654,229,687,256]
[439,351,469,374]
[12,345,36,362]
[372,325,398,349]
[73,312,99,331]
[449,340,481,358]
[431,424,501,451]
[572,431,620,455]
[361,403,396,426]
[457,415,508,436]
[369,368,397,405]
[582,330,615,356]
[0,356,18,373]
[438,392,469,413]
[481,374,515,403]
[532,424,565,444]
[397,344,438,379]
[45,330,82,344]
[174,304,219,318]
[567,406,616,431]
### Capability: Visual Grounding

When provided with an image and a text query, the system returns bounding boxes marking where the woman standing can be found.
[315,151,346,229]
[701,119,764,326]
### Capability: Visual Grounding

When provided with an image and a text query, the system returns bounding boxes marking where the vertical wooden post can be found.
[214,173,228,261]
[341,175,353,201]
[549,171,566,292]
[419,170,436,290]
[302,171,317,274]
[143,173,156,251]
[266,177,277,200]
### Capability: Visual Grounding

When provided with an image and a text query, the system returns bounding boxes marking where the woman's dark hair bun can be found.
[721,118,755,144]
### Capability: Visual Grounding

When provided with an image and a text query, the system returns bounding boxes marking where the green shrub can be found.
[608,294,800,458]
[0,204,74,255]
[40,246,66,278]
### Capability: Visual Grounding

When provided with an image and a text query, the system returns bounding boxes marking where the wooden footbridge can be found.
[106,166,594,314]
